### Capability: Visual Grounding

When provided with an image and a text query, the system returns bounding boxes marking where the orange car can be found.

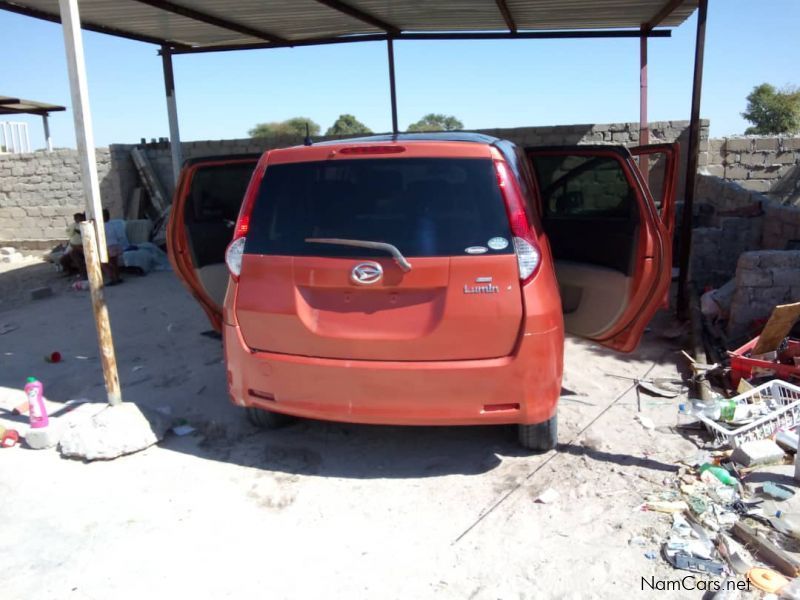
[168,133,677,450]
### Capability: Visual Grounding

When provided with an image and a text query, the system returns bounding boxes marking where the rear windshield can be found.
[245,157,513,258]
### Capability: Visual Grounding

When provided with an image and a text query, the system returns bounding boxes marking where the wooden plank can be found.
[80,221,122,406]
[753,302,800,355]
[730,521,800,578]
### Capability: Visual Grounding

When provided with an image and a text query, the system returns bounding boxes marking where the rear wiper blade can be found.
[305,238,412,272]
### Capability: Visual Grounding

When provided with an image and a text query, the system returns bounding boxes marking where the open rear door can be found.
[525,145,675,352]
[167,155,259,331]
[631,143,680,307]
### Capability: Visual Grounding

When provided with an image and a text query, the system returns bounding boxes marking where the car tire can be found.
[518,415,557,451]
[246,406,295,429]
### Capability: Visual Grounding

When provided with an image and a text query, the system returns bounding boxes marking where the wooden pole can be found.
[80,221,122,406]
[59,0,108,262]
[161,45,183,186]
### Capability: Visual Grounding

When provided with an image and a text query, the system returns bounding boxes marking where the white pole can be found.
[58,0,108,262]
[42,114,53,152]
[13,123,22,153]
[24,122,31,153]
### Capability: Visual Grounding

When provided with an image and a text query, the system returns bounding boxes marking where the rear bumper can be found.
[223,322,563,426]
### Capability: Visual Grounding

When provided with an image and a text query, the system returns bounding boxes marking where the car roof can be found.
[315,132,502,146]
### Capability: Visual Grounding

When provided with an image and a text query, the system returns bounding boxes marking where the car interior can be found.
[183,162,256,306]
[529,153,642,338]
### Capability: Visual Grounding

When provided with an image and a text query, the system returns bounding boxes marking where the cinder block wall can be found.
[0,118,705,246]
[727,250,800,340]
[706,136,800,202]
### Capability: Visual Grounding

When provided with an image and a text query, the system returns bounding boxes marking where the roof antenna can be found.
[304,122,313,146]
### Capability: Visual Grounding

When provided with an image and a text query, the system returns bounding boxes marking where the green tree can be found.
[407,113,464,132]
[249,117,321,138]
[325,114,372,136]
[742,83,800,135]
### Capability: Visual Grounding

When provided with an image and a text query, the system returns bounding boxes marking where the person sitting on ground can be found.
[60,212,86,277]
[102,208,129,286]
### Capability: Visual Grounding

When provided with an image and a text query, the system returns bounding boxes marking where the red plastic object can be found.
[729,337,800,385]
[46,351,62,363]
[1,429,20,448]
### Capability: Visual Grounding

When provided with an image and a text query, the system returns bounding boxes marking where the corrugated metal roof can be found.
[0,95,66,115]
[0,0,698,51]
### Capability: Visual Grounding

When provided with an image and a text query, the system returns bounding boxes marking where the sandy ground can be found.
[0,261,725,599]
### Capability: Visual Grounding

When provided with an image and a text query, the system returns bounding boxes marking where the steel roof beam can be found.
[168,28,671,54]
[645,0,685,30]
[495,0,517,34]
[313,0,400,36]
[131,0,289,44]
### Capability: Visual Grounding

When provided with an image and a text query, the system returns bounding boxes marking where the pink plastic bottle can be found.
[25,377,48,429]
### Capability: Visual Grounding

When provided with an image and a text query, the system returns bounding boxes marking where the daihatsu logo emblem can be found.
[351,262,383,285]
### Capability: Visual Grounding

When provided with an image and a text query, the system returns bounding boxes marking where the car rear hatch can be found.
[235,151,524,361]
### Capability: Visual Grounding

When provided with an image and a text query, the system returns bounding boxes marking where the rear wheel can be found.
[246,406,295,429]
[518,415,557,451]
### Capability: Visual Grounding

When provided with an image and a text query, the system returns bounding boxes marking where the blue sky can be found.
[3,1,799,150]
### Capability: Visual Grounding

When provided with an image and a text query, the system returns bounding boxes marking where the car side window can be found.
[533,155,638,220]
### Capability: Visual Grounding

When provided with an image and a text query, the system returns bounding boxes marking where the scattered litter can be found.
[534,488,560,504]
[644,500,688,513]
[132,365,145,372]
[636,415,655,431]
[71,280,89,291]
[748,567,789,594]
[172,424,196,436]
[74,355,90,360]
[45,351,62,364]
[644,551,657,560]
[762,482,796,501]
[628,536,647,546]
[664,551,724,575]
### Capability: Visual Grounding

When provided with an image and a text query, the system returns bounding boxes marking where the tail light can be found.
[494,160,541,284]
[225,160,264,280]
[339,145,406,155]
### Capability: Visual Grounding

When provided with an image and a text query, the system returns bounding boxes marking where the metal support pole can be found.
[58,0,108,262]
[42,114,53,152]
[161,45,183,185]
[677,0,708,317]
[639,26,649,183]
[387,38,398,135]
[80,221,122,406]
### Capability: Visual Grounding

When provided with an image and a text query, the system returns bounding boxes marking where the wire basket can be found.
[694,380,800,448]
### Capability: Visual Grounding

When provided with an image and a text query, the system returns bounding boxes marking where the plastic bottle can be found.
[25,377,48,429]
[699,463,738,486]
[679,399,734,421]
[762,500,800,539]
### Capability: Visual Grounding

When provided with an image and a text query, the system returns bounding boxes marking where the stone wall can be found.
[706,136,800,203]
[0,119,704,246]
[727,250,800,340]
